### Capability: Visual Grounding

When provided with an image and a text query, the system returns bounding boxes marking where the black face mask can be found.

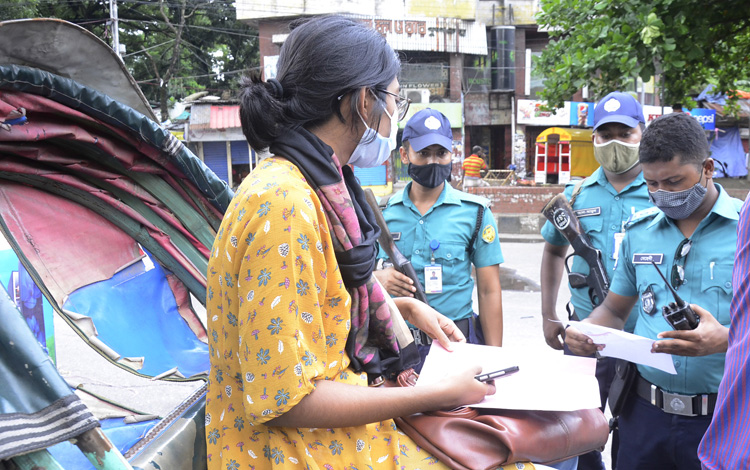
[408,162,452,189]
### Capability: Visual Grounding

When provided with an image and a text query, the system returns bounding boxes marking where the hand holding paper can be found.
[418,342,601,411]
[568,321,677,374]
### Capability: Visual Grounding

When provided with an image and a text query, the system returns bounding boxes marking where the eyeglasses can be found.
[376,89,411,122]
[671,238,692,289]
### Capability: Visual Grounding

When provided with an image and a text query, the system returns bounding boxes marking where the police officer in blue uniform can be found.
[566,112,734,470]
[373,108,504,367]
[540,92,652,469]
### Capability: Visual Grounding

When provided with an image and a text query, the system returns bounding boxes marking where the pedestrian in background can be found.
[462,144,490,187]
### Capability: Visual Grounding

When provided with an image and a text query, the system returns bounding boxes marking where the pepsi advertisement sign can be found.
[688,108,716,130]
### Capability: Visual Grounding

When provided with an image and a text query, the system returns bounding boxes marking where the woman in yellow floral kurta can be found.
[205,15,538,470]
[207,157,449,468]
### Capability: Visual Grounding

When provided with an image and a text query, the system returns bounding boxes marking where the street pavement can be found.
[53,239,614,468]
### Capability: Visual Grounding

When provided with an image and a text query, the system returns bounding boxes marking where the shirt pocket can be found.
[432,243,466,267]
[701,263,733,325]
[579,213,603,235]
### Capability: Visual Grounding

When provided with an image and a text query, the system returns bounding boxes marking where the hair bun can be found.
[267,78,284,99]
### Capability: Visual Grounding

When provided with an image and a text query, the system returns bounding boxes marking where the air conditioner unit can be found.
[405,88,431,104]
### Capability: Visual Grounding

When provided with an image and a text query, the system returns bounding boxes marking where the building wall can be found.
[237,0,478,21]
[467,184,559,214]
[240,1,550,182]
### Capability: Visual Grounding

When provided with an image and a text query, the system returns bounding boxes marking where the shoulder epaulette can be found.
[625,206,661,229]
[457,191,490,208]
[384,189,406,208]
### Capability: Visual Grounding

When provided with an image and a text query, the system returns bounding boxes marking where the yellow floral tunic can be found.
[205,157,449,469]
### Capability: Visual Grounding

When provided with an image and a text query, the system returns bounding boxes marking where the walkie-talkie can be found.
[650,261,700,330]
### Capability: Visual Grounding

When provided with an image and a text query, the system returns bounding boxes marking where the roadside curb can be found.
[497,233,544,243]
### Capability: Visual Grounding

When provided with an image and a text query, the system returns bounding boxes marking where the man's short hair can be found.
[639,113,709,167]
[472,145,483,154]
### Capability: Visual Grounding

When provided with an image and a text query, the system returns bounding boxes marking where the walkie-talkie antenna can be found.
[651,261,687,307]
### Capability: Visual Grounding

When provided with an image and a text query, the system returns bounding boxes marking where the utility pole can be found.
[110,0,121,57]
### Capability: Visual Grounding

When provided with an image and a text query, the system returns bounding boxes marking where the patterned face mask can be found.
[648,168,708,220]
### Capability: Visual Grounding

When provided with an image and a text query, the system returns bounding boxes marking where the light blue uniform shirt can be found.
[611,184,741,394]
[541,168,652,332]
[377,182,504,321]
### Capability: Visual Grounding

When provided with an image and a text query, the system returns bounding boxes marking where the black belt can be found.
[635,375,717,416]
[409,317,472,346]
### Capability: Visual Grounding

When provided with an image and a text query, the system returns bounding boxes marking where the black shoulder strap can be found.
[568,178,587,206]
[468,205,484,255]
[378,193,392,210]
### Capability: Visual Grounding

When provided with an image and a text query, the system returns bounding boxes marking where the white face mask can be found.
[347,101,398,168]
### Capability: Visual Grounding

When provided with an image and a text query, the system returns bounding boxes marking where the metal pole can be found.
[110,0,121,57]
[73,427,135,470]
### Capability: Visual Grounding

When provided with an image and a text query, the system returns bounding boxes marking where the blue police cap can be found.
[593,92,645,130]
[401,108,453,152]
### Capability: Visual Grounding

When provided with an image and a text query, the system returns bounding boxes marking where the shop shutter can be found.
[352,165,387,186]
[203,141,228,183]
[230,141,254,165]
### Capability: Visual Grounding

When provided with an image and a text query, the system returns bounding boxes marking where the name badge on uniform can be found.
[390,232,401,241]
[574,207,601,218]
[641,285,656,315]
[633,253,664,265]
[424,264,443,294]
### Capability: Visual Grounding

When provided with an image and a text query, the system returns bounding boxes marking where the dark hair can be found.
[639,113,709,166]
[239,16,400,150]
[472,145,483,154]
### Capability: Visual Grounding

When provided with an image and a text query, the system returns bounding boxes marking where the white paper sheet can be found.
[416,342,601,411]
[568,321,677,374]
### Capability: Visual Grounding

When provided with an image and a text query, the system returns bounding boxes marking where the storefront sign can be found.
[358,17,487,55]
[643,105,674,125]
[517,99,571,126]
[688,108,716,130]
[569,102,595,127]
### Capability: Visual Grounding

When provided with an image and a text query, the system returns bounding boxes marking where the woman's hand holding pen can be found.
[426,364,496,411]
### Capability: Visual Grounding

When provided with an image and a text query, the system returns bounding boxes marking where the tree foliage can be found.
[0,0,40,21]
[2,0,258,121]
[536,0,750,109]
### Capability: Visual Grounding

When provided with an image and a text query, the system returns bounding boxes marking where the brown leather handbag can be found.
[395,405,609,470]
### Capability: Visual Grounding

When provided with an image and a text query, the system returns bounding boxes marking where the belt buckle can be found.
[662,391,697,416]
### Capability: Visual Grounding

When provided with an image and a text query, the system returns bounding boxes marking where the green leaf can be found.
[536,0,750,107]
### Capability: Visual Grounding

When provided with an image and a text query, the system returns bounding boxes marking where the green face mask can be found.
[593,140,640,174]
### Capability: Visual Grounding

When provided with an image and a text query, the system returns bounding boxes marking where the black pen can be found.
[474,366,520,383]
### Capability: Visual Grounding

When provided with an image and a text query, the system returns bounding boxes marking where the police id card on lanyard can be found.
[613,207,636,269]
[424,239,443,294]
